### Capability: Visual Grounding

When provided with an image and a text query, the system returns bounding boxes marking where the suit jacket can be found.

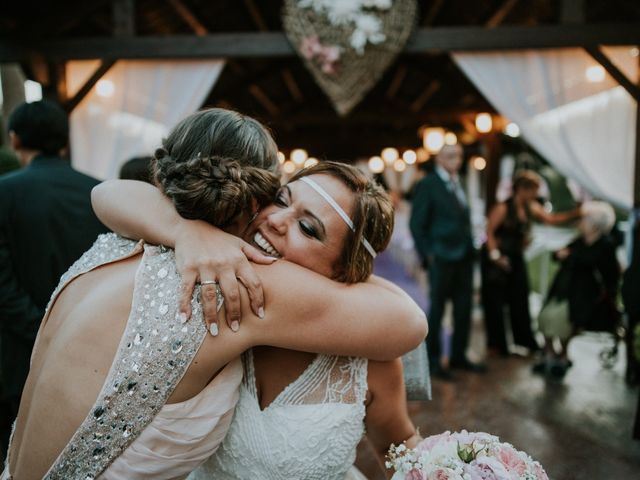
[409,171,473,262]
[0,155,109,396]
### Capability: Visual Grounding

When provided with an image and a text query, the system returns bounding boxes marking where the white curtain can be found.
[68,59,225,179]
[453,47,638,209]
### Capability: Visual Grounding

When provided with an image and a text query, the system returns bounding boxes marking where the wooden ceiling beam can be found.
[112,0,135,37]
[166,0,208,35]
[243,0,268,31]
[385,65,407,100]
[485,0,519,28]
[248,84,279,116]
[410,80,441,112]
[63,60,116,112]
[2,24,640,61]
[585,46,640,102]
[281,69,303,102]
[422,0,445,25]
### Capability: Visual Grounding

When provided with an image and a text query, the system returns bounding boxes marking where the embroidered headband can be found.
[299,176,377,258]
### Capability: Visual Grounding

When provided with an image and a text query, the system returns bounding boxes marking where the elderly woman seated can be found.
[535,201,620,378]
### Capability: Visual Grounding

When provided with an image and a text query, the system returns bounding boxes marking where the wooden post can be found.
[483,132,502,215]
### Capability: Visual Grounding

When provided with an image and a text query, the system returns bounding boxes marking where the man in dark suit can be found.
[0,100,108,449]
[410,144,483,379]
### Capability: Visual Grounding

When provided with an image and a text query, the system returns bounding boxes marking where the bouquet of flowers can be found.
[386,430,549,480]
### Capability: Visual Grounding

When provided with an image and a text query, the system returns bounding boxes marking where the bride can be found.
[95,162,425,479]
[5,108,425,479]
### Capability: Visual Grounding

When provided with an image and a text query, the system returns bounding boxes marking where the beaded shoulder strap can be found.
[43,236,208,479]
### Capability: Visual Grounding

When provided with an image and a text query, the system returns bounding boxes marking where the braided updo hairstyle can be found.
[152,108,280,227]
[290,162,394,283]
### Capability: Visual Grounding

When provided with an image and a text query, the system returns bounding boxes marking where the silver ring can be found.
[200,280,218,286]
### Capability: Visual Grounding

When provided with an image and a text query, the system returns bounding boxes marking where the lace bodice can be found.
[188,350,368,480]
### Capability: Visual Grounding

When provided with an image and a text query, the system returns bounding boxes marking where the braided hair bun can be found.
[151,108,280,227]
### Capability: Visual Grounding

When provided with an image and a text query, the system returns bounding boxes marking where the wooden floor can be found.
[355,334,640,479]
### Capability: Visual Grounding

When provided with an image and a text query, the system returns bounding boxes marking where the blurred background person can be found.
[622,210,640,387]
[482,171,581,357]
[118,155,153,183]
[410,144,483,379]
[536,201,620,378]
[0,100,109,453]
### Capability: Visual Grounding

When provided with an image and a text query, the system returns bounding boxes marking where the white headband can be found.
[299,176,377,258]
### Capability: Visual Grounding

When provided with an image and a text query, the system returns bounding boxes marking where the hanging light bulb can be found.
[422,127,445,154]
[444,132,458,145]
[368,156,385,173]
[96,79,115,98]
[381,147,399,165]
[585,65,605,83]
[475,113,492,134]
[504,123,520,138]
[402,150,417,165]
[290,149,308,166]
[472,156,487,171]
[393,159,406,172]
[283,160,296,174]
[416,148,430,163]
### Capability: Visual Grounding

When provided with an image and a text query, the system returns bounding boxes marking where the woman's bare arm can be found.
[92,180,275,329]
[529,201,581,225]
[363,359,420,478]
[92,180,427,361]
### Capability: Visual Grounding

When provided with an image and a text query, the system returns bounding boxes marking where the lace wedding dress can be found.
[188,349,368,480]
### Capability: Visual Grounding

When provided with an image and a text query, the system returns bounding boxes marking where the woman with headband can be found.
[6,109,425,479]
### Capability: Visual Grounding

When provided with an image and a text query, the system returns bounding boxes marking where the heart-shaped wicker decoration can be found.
[283,0,418,116]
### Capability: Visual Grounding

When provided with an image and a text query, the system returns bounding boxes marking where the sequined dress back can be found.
[188,350,368,480]
[7,234,227,479]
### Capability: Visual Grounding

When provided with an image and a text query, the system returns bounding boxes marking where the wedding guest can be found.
[0,146,20,176]
[481,171,581,357]
[622,211,640,386]
[410,143,483,379]
[119,155,153,183]
[0,100,108,451]
[535,201,619,378]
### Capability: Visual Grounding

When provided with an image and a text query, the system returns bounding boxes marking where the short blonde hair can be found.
[582,201,616,235]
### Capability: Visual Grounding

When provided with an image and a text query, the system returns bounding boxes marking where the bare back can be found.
[9,249,249,479]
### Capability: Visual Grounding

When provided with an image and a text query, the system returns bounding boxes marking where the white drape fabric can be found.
[68,59,225,179]
[453,47,638,209]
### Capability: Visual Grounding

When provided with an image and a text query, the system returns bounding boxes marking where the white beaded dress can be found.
[188,349,368,480]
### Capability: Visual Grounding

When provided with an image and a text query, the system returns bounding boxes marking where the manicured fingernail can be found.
[209,323,219,336]
[178,312,187,324]
[258,307,265,319]
[231,321,239,332]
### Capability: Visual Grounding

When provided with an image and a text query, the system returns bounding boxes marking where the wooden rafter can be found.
[585,46,640,102]
[281,69,303,102]
[410,80,441,112]
[561,0,585,24]
[63,60,115,112]
[167,0,208,35]
[2,24,639,61]
[386,65,407,100]
[422,0,445,25]
[112,0,135,37]
[243,0,268,31]
[248,84,279,116]
[486,0,519,28]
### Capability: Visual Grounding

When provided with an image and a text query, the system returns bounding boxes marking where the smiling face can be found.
[243,174,354,279]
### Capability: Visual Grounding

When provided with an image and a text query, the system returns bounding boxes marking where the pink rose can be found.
[300,35,322,59]
[427,469,451,480]
[416,432,452,453]
[406,469,425,480]
[496,446,527,476]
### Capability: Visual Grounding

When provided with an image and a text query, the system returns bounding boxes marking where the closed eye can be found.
[299,220,319,239]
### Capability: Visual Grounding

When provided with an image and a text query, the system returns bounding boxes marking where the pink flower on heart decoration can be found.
[299,35,342,75]
[495,445,527,476]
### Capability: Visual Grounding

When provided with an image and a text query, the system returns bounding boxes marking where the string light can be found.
[277,152,286,164]
[304,157,318,168]
[585,65,605,83]
[393,159,406,172]
[416,148,430,163]
[472,156,487,171]
[368,156,385,173]
[381,147,399,165]
[444,132,458,145]
[402,150,417,164]
[504,123,520,138]
[423,128,445,153]
[475,113,492,134]
[283,160,296,174]
[96,79,115,97]
[291,149,308,166]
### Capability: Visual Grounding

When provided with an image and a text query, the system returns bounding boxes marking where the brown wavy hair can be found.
[152,108,280,227]
[290,162,394,283]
